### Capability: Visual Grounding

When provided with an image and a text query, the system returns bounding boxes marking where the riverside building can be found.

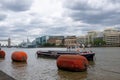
[64,36,77,48]
[87,31,97,44]
[103,28,120,47]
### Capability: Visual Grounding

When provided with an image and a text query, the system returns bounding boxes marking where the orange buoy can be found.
[57,55,88,72]
[0,50,5,58]
[11,51,28,62]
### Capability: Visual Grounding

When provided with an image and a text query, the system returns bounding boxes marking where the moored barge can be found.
[36,50,95,61]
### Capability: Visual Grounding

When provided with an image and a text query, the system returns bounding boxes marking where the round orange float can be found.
[11,51,28,62]
[57,55,88,71]
[0,50,5,58]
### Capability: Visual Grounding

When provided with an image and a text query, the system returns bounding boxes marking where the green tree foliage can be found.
[59,44,65,47]
[94,38,106,46]
[42,43,55,47]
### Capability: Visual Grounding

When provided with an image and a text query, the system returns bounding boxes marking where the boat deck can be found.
[36,50,95,61]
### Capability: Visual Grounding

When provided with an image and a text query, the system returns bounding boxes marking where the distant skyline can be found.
[0,0,120,45]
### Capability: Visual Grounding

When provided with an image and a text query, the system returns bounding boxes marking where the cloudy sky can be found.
[0,0,120,45]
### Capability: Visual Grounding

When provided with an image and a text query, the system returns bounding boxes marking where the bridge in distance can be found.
[0,38,11,47]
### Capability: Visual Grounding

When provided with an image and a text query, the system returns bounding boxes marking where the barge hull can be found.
[37,51,95,61]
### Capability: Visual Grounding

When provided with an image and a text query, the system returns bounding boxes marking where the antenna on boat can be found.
[76,43,80,52]
[82,44,86,52]
[67,45,71,52]
[0,43,1,50]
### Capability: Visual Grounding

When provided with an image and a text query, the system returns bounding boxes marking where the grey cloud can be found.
[0,14,7,21]
[81,27,97,32]
[115,26,120,30]
[9,20,47,37]
[64,0,120,26]
[0,27,9,38]
[0,24,29,40]
[64,0,92,10]
[0,0,33,12]
[110,0,120,3]
[0,33,9,37]
[30,18,47,28]
[79,24,106,33]
[11,29,27,32]
[70,11,120,25]
[44,26,68,35]
[0,26,11,38]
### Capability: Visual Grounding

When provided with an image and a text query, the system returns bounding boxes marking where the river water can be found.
[0,47,120,80]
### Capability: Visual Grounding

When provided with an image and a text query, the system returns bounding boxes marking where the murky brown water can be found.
[0,47,120,80]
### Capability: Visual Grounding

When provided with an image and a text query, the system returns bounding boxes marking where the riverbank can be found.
[0,70,15,80]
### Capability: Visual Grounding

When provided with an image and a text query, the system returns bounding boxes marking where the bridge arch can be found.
[0,38,11,48]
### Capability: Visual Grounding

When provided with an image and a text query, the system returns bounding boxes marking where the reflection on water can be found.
[0,58,5,62]
[11,62,27,68]
[11,62,28,80]
[89,61,95,67]
[89,61,95,65]
[0,47,120,80]
[58,70,87,80]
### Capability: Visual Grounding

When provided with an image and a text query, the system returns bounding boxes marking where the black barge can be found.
[36,50,95,61]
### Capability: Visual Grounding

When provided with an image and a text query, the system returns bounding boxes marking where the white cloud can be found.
[30,0,63,17]
[0,0,120,45]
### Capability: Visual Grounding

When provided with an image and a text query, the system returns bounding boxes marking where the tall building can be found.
[103,28,120,46]
[8,38,11,47]
[35,36,64,46]
[56,39,64,46]
[87,31,97,44]
[35,36,49,46]
[47,36,64,44]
